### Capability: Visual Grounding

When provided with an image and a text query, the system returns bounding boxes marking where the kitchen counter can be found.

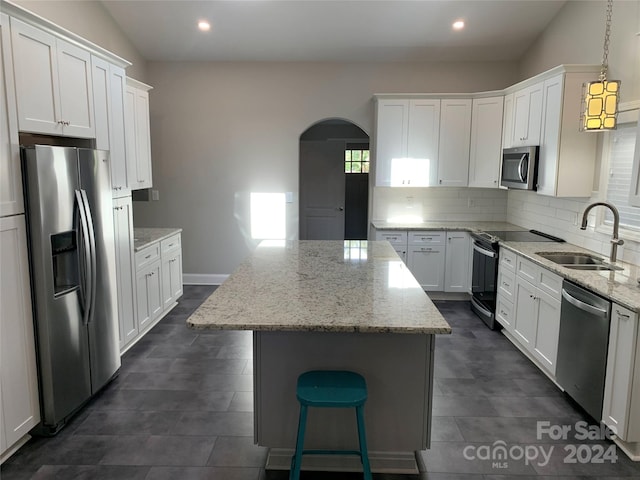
[187,240,450,473]
[133,227,182,251]
[188,240,451,334]
[372,220,524,232]
[372,220,640,313]
[501,241,640,313]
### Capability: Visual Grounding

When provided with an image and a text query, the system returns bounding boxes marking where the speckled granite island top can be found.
[188,240,451,334]
[133,227,182,251]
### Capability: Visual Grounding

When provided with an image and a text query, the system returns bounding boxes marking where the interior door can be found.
[299,140,345,240]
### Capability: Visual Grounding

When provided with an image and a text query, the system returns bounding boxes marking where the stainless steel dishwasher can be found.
[556,281,612,421]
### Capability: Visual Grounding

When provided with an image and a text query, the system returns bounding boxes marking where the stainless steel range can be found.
[470,229,564,329]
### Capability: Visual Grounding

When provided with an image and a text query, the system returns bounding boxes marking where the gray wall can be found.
[132,61,519,277]
[11,0,148,81]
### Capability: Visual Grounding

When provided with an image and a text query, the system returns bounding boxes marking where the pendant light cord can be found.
[600,0,613,81]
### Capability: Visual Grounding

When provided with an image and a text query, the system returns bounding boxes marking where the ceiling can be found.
[101,0,567,63]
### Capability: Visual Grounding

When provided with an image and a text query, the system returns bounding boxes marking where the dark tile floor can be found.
[2,288,640,479]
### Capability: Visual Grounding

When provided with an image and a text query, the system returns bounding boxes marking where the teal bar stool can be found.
[290,370,372,480]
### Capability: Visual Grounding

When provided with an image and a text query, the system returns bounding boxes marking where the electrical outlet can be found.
[151,189,160,201]
[467,198,475,208]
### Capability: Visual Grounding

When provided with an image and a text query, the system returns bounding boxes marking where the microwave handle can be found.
[518,154,528,182]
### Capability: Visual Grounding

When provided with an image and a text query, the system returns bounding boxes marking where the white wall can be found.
[11,0,148,81]
[507,0,640,265]
[132,61,518,277]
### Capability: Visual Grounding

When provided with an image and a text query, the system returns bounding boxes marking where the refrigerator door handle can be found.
[80,189,97,325]
[75,190,92,325]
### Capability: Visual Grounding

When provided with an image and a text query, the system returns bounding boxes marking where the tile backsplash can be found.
[371,187,508,223]
[371,186,639,266]
[507,190,640,266]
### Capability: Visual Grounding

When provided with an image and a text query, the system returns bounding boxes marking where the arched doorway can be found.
[299,119,369,240]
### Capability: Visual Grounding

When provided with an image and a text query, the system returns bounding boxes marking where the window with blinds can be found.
[603,122,640,231]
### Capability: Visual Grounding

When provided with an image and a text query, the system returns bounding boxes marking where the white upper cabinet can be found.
[468,96,504,188]
[125,78,153,190]
[375,98,440,187]
[437,99,471,187]
[407,99,440,187]
[0,13,23,217]
[11,17,94,138]
[92,55,130,197]
[536,71,598,197]
[502,93,514,148]
[510,82,543,147]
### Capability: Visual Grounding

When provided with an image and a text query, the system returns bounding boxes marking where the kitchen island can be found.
[188,240,451,473]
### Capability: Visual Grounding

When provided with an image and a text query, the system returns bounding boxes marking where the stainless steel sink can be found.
[536,252,624,271]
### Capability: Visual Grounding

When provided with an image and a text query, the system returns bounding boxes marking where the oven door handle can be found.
[473,242,497,258]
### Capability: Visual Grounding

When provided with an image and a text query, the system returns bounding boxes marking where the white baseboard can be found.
[182,273,229,285]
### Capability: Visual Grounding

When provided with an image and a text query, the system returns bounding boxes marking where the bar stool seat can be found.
[290,370,372,480]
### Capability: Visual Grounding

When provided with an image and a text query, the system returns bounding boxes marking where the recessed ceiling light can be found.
[453,20,465,30]
[198,20,211,32]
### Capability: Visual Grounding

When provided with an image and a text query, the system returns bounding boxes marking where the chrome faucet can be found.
[580,202,624,263]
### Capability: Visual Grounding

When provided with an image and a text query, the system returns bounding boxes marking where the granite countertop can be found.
[134,227,182,251]
[372,221,525,232]
[187,240,452,334]
[501,241,640,313]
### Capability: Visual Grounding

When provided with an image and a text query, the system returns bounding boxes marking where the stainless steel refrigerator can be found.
[21,145,120,435]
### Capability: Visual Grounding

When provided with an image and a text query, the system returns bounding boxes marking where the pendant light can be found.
[580,0,621,132]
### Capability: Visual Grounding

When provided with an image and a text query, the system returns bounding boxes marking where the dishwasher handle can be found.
[561,288,609,318]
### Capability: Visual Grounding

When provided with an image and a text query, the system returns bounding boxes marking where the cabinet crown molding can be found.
[3,0,131,68]
[126,77,153,92]
[373,64,601,101]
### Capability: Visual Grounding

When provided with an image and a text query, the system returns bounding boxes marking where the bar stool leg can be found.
[290,404,308,480]
[355,405,372,480]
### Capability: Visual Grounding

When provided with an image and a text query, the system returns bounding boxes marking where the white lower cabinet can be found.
[505,252,562,376]
[136,259,162,332]
[130,232,183,348]
[161,234,183,310]
[113,197,137,349]
[602,304,640,443]
[374,230,408,263]
[407,231,445,291]
[375,229,470,292]
[0,215,40,458]
[444,231,469,292]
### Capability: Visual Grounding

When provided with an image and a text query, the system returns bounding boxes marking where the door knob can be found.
[337,207,344,211]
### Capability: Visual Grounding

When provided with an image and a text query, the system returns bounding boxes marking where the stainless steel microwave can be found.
[500,146,538,190]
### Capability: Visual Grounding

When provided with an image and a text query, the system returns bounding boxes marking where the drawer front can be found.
[161,233,181,255]
[375,230,407,246]
[496,296,514,330]
[539,268,563,300]
[135,243,160,270]
[500,248,516,272]
[409,231,444,245]
[516,256,538,284]
[498,268,516,301]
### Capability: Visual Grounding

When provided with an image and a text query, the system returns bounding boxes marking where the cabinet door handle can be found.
[145,254,152,259]
[616,309,630,319]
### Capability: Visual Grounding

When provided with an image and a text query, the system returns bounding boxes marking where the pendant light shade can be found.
[580,0,621,132]
[581,79,621,131]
